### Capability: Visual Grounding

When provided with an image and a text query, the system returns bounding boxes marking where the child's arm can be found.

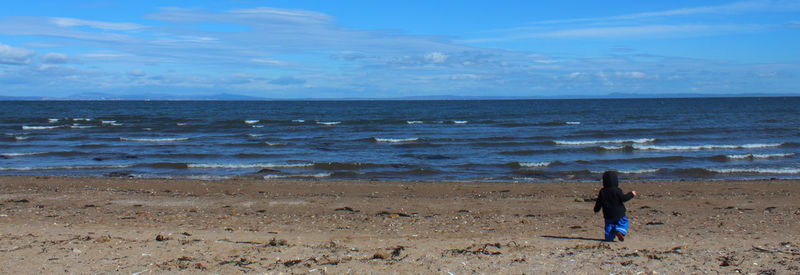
[622,190,636,202]
[593,192,602,213]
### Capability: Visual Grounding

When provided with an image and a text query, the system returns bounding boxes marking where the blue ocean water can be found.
[1,98,798,181]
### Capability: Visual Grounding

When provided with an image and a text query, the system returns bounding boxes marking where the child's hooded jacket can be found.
[593,171,635,219]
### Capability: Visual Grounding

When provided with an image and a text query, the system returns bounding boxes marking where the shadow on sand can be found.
[540,235,606,242]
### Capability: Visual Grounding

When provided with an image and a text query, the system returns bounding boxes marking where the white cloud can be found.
[449,74,479,80]
[128,69,145,77]
[468,1,792,43]
[226,7,334,24]
[51,17,144,31]
[424,52,448,63]
[41,53,69,64]
[82,52,131,59]
[251,58,287,65]
[0,43,35,65]
[615,71,654,79]
[526,24,763,39]
[533,0,800,25]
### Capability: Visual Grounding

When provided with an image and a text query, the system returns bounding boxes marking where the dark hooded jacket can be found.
[594,171,635,220]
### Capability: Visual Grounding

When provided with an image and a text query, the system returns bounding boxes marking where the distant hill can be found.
[0,92,797,101]
[0,96,45,100]
[60,92,267,100]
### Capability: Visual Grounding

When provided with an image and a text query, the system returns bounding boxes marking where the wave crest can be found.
[634,143,782,151]
[188,163,312,169]
[120,137,189,142]
[555,138,656,145]
[22,125,59,130]
[374,137,419,143]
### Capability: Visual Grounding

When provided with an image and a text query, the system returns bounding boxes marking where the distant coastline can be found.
[1,92,799,101]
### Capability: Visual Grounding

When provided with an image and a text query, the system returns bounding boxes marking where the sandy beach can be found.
[0,176,798,274]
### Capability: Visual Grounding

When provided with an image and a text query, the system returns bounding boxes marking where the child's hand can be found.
[632,191,637,196]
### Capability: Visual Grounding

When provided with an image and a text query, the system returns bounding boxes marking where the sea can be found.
[1,98,798,182]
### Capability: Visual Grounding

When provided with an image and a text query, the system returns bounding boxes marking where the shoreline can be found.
[3,173,798,184]
[1,176,798,273]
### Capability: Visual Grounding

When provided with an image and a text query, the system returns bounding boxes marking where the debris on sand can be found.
[444,243,502,256]
[156,234,170,242]
[373,246,406,261]
[718,253,742,267]
[373,251,391,260]
[376,211,412,218]
[158,256,206,271]
[334,206,359,212]
[7,199,29,203]
[268,237,288,247]
[96,235,111,243]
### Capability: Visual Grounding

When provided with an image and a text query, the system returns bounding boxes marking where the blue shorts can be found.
[604,216,629,241]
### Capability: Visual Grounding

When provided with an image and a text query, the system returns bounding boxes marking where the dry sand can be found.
[0,176,798,274]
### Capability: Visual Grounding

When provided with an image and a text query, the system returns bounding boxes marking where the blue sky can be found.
[0,0,799,98]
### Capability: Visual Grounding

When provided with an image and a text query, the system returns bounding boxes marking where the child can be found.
[593,171,636,242]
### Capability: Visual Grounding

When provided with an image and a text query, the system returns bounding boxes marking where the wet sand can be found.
[0,176,798,274]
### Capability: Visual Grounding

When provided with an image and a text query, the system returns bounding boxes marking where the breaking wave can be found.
[22,125,59,130]
[708,168,800,174]
[634,143,782,151]
[264,173,332,179]
[554,138,656,145]
[120,137,190,142]
[374,137,419,143]
[188,163,313,169]
[726,153,794,160]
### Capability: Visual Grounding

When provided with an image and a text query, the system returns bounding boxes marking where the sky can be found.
[0,0,799,98]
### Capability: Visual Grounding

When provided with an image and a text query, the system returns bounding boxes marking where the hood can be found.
[602,171,619,188]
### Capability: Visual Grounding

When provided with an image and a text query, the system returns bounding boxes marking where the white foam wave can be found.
[264,173,331,179]
[634,143,782,151]
[292,119,305,123]
[176,123,187,126]
[244,120,259,124]
[709,168,800,174]
[453,120,468,124]
[101,120,116,124]
[555,138,656,145]
[70,124,94,129]
[48,118,59,123]
[565,121,581,125]
[375,137,419,143]
[0,164,131,171]
[185,175,231,180]
[407,121,423,124]
[120,137,189,142]
[727,153,794,159]
[189,163,312,169]
[251,125,264,128]
[317,121,341,125]
[73,118,91,121]
[601,146,625,150]
[619,168,660,174]
[1,152,46,157]
[22,125,59,130]
[519,161,551,167]
[247,134,268,137]
[265,142,288,146]
[14,136,30,141]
